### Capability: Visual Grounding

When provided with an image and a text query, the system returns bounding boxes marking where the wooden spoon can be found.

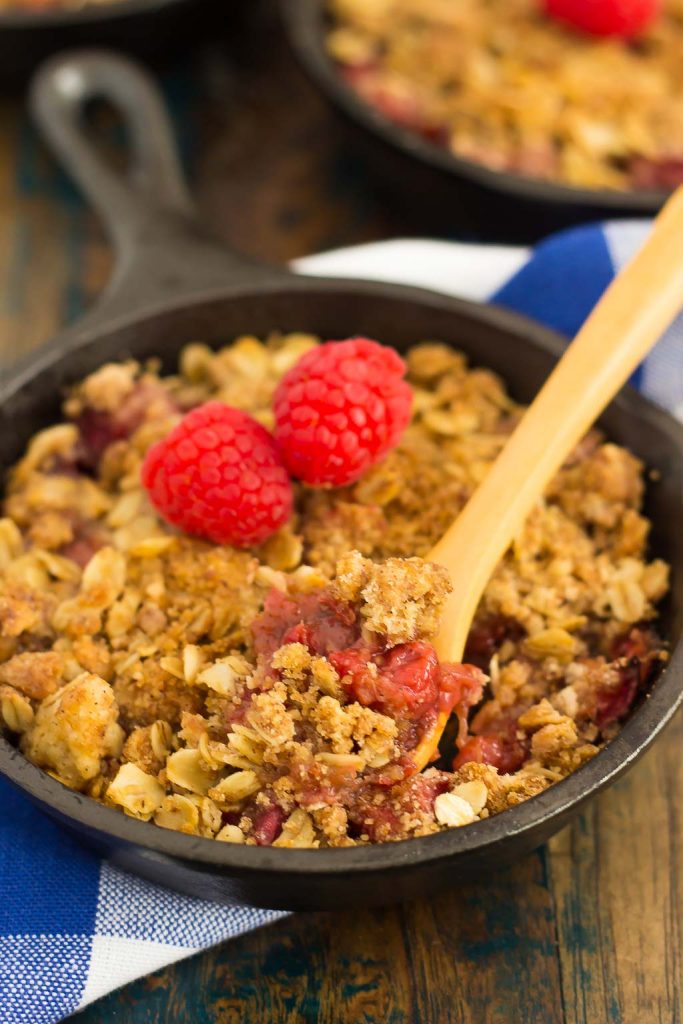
[413,187,683,771]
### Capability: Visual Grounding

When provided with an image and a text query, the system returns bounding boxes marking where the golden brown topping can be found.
[333,550,451,643]
[0,651,64,700]
[434,792,477,827]
[450,779,488,815]
[106,762,166,821]
[11,425,78,485]
[52,547,127,637]
[0,583,54,639]
[74,362,138,414]
[273,809,318,848]
[271,643,312,680]
[21,672,123,789]
[0,686,34,734]
[216,823,246,844]
[122,721,172,776]
[209,769,261,807]
[165,748,219,796]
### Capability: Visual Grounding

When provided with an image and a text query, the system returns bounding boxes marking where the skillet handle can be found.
[29,50,287,335]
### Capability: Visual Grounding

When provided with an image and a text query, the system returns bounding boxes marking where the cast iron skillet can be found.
[0,0,219,82]
[281,0,669,243]
[0,50,681,912]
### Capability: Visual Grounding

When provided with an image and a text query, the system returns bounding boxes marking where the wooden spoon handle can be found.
[430,187,683,667]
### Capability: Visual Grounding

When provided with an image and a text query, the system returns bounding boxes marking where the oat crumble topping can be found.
[0,333,669,847]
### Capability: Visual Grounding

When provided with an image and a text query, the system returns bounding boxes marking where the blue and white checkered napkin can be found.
[1,219,681,1024]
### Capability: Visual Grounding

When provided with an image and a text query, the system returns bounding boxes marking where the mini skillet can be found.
[281,0,671,243]
[0,51,681,911]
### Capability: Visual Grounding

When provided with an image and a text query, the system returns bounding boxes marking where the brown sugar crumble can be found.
[0,333,669,848]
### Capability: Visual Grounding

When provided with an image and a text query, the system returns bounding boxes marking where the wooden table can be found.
[1,4,680,1021]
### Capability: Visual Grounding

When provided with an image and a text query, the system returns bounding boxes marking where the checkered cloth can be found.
[1,219,680,1024]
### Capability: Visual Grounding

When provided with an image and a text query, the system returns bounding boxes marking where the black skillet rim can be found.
[281,0,669,214]
[0,278,682,877]
[0,0,190,29]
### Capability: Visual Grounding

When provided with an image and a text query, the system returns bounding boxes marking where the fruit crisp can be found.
[0,334,669,847]
[326,0,683,191]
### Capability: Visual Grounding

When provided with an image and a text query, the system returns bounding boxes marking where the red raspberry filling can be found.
[453,734,529,775]
[273,337,413,487]
[251,586,484,765]
[77,379,177,470]
[251,589,360,661]
[330,642,439,716]
[141,401,293,548]
[348,770,452,842]
[251,804,287,846]
[594,626,662,728]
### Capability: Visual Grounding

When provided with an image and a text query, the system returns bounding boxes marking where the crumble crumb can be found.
[21,672,123,789]
[332,550,452,643]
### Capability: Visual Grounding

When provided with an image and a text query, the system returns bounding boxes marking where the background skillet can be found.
[0,51,681,910]
[281,0,670,243]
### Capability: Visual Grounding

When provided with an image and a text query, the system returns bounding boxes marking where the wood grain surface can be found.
[0,3,680,1022]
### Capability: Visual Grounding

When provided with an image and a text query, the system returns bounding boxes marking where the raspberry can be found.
[273,337,412,486]
[543,0,659,37]
[141,402,293,548]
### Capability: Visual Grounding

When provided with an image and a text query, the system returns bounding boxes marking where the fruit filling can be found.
[0,333,669,847]
[249,561,484,774]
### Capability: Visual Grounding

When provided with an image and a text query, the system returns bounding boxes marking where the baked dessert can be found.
[326,0,683,191]
[0,333,668,847]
